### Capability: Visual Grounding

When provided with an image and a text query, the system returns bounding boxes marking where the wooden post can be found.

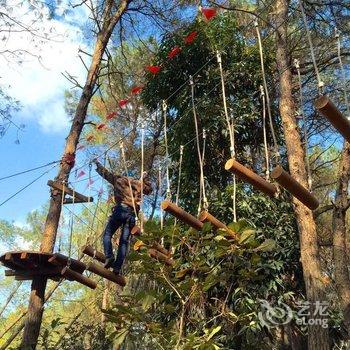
[86,262,126,286]
[148,249,174,266]
[81,245,106,264]
[61,267,97,289]
[198,211,237,239]
[314,95,350,142]
[225,159,277,197]
[161,201,204,230]
[271,166,319,210]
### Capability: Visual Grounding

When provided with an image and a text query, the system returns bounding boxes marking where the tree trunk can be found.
[20,1,131,349]
[332,141,350,337]
[274,0,329,348]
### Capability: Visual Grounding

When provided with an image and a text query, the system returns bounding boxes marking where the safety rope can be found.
[159,166,164,230]
[190,76,208,215]
[162,100,171,199]
[57,180,66,253]
[294,59,312,189]
[298,0,324,93]
[120,142,139,221]
[255,21,280,161]
[198,130,207,215]
[260,85,270,180]
[335,28,350,119]
[140,122,145,233]
[67,185,75,267]
[217,51,237,221]
[173,145,184,229]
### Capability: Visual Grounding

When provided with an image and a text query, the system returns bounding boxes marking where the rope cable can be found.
[255,21,280,161]
[260,85,270,180]
[298,0,324,92]
[162,100,171,199]
[140,122,145,233]
[294,59,312,189]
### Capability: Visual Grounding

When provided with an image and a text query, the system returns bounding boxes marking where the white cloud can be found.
[0,1,90,133]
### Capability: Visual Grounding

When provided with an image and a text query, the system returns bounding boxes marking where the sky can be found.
[0,1,92,225]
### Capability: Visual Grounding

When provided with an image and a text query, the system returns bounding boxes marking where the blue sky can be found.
[0,1,91,225]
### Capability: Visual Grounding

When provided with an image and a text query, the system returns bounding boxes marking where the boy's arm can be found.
[94,160,116,185]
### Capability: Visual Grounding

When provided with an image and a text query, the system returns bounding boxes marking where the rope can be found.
[198,130,207,215]
[298,0,324,93]
[0,160,59,181]
[120,142,138,220]
[294,59,312,189]
[162,100,171,199]
[217,51,237,221]
[260,85,270,180]
[335,28,350,119]
[189,76,208,215]
[158,166,164,230]
[67,186,75,263]
[255,21,280,161]
[140,122,145,233]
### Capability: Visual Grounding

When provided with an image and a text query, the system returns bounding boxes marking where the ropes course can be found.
[2,1,350,348]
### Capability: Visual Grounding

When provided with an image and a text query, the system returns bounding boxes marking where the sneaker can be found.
[104,257,115,269]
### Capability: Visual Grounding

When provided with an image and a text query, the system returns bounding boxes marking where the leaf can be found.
[238,229,255,244]
[176,268,191,278]
[207,325,221,340]
[253,239,276,252]
[113,328,128,346]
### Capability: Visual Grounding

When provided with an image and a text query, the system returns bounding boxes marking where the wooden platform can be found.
[0,251,96,289]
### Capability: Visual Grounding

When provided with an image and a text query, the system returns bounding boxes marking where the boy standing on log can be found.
[94,160,152,275]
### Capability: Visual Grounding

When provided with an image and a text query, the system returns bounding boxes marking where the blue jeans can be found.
[102,204,135,272]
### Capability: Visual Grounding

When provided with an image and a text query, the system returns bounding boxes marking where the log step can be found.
[81,245,106,263]
[149,249,174,266]
[61,267,97,289]
[86,262,126,286]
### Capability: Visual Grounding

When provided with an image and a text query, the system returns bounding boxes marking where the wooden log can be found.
[271,166,319,210]
[314,95,350,142]
[47,180,93,204]
[5,267,62,278]
[48,253,86,273]
[86,262,126,286]
[148,249,174,266]
[152,242,171,257]
[225,159,278,197]
[199,211,237,239]
[61,267,97,289]
[161,201,203,231]
[81,245,106,264]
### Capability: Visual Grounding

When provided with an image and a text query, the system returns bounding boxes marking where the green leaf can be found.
[253,239,276,252]
[238,229,255,244]
[206,325,221,340]
[113,328,128,346]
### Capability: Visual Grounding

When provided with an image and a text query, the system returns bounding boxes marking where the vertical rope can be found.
[175,145,184,207]
[255,22,280,160]
[298,0,324,93]
[335,28,350,119]
[159,166,164,230]
[198,129,207,213]
[260,85,270,180]
[190,76,208,215]
[217,52,237,221]
[140,122,145,233]
[58,181,66,253]
[120,143,138,220]
[162,100,171,199]
[67,186,75,266]
[294,59,312,189]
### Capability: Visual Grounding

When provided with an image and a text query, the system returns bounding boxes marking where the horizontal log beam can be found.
[225,159,277,197]
[86,262,126,286]
[152,243,171,257]
[314,95,350,142]
[47,180,93,204]
[271,166,319,210]
[81,245,106,264]
[199,211,237,239]
[131,226,141,236]
[61,267,96,289]
[48,253,86,273]
[161,201,203,231]
[148,249,174,266]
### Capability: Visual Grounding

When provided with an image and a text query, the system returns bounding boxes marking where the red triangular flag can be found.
[86,135,94,142]
[202,8,217,20]
[146,65,161,74]
[107,111,117,120]
[77,170,85,178]
[97,123,106,130]
[131,86,143,95]
[168,46,182,59]
[98,187,104,196]
[184,31,198,44]
[119,99,129,108]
